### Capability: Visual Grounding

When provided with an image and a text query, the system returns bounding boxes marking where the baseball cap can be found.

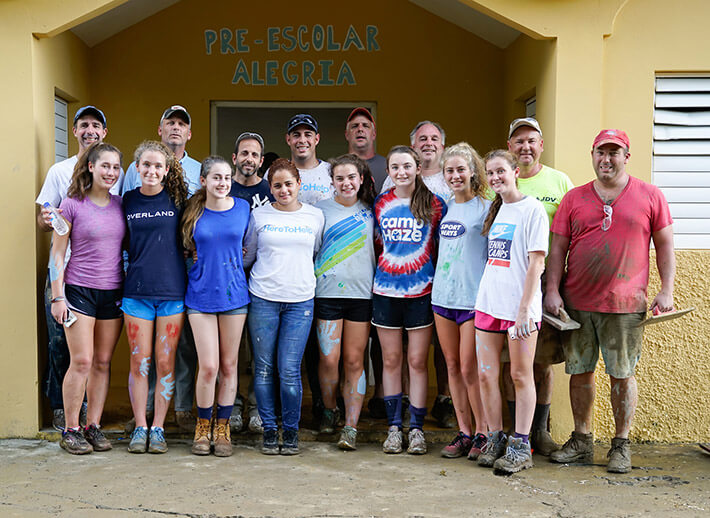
[235,131,265,153]
[73,106,107,128]
[287,113,318,133]
[592,129,630,150]
[160,105,191,125]
[508,117,542,139]
[346,107,375,125]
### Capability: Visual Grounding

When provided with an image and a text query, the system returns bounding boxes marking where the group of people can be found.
[36,103,675,476]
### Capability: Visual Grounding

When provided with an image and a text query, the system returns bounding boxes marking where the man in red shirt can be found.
[545,129,675,473]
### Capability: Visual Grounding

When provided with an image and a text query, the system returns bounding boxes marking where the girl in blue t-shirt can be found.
[373,145,446,455]
[181,156,250,457]
[122,140,188,454]
[431,142,491,460]
[313,154,376,450]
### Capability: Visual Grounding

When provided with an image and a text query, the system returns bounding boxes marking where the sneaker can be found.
[477,431,507,467]
[367,397,386,419]
[128,426,148,453]
[281,428,300,455]
[248,412,264,433]
[319,408,340,434]
[229,408,244,434]
[52,409,65,432]
[407,428,427,455]
[148,427,168,454]
[431,395,457,429]
[337,425,358,451]
[607,437,632,473]
[441,431,472,458]
[79,402,88,428]
[191,417,211,455]
[60,428,93,455]
[176,410,196,433]
[550,431,594,464]
[383,425,403,454]
[262,429,279,455]
[213,418,232,457]
[530,428,560,456]
[493,436,534,474]
[84,424,112,452]
[468,433,488,461]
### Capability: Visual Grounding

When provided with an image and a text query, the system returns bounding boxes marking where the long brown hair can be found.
[481,149,518,236]
[133,140,188,207]
[386,145,434,224]
[67,142,122,200]
[181,155,231,250]
[328,154,376,206]
[441,142,487,198]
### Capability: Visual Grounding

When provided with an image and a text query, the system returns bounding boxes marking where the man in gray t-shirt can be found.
[344,107,387,192]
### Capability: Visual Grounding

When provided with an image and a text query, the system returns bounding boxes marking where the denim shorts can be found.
[432,305,476,325]
[315,297,372,322]
[121,297,184,320]
[371,293,433,330]
[65,284,122,320]
[186,304,248,316]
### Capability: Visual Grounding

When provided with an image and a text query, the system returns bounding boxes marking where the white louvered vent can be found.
[653,76,710,249]
[54,96,68,163]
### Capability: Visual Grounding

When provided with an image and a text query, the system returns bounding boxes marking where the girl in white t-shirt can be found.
[474,150,548,474]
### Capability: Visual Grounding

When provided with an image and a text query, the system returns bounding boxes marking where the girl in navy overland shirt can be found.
[181,156,250,457]
[122,141,189,454]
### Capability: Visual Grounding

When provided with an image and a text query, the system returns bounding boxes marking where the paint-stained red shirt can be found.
[551,177,672,313]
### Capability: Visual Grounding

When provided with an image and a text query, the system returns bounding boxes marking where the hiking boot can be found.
[213,418,232,457]
[60,428,93,455]
[383,425,403,454]
[607,437,632,473]
[281,428,300,455]
[248,409,263,433]
[191,417,211,455]
[441,431,472,458]
[262,429,279,455]
[229,407,244,434]
[84,424,112,452]
[494,436,534,474]
[52,409,65,432]
[148,427,168,454]
[407,428,427,455]
[530,427,560,456]
[468,433,488,461]
[550,431,594,464]
[431,395,456,429]
[176,410,196,433]
[128,426,148,453]
[337,425,357,451]
[367,397,386,419]
[79,402,88,428]
[319,408,340,434]
[477,431,507,467]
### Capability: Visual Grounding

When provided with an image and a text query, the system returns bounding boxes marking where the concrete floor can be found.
[1,438,708,517]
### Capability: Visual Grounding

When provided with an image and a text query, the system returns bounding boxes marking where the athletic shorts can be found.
[121,297,184,321]
[500,320,565,364]
[65,283,122,320]
[562,309,645,379]
[371,293,433,330]
[186,304,248,316]
[315,297,372,322]
[475,311,540,334]
[432,305,476,325]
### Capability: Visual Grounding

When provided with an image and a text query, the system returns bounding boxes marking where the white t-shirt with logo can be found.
[381,170,452,200]
[244,203,324,303]
[475,196,548,322]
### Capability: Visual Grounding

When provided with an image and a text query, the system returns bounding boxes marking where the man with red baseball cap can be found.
[545,129,676,473]
[344,107,387,191]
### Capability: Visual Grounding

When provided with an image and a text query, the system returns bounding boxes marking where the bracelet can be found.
[51,297,65,303]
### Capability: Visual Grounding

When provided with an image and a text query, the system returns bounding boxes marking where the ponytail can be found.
[481,194,503,236]
[481,149,518,236]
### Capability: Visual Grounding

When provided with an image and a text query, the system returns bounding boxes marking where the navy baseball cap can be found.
[73,106,107,128]
[287,113,318,133]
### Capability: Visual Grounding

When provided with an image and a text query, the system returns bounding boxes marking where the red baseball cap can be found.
[593,129,630,150]
[346,107,375,126]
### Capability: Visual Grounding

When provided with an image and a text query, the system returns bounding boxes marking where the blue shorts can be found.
[186,304,248,316]
[121,297,184,321]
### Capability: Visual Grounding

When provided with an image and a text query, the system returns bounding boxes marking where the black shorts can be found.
[315,298,372,322]
[371,293,433,330]
[65,284,123,320]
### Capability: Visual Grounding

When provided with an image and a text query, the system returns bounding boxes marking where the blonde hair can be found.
[133,140,188,207]
[441,142,486,199]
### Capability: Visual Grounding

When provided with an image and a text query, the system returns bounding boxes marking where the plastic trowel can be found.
[542,307,581,331]
[637,306,695,328]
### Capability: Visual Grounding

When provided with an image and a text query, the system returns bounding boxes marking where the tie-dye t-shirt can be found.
[373,189,446,298]
[314,199,375,299]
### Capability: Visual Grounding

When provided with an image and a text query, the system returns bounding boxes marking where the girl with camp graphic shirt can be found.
[432,143,491,461]
[122,141,188,454]
[474,150,548,474]
[181,156,251,458]
[373,145,446,456]
[49,142,126,455]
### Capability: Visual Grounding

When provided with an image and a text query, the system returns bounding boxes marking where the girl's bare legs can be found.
[406,326,433,410]
[152,314,184,428]
[475,330,506,432]
[341,320,370,427]
[190,313,220,409]
[377,327,404,397]
[215,314,246,406]
[460,321,488,435]
[63,313,96,430]
[126,316,154,429]
[435,315,473,435]
[85,317,122,426]
[509,331,538,436]
[316,319,342,410]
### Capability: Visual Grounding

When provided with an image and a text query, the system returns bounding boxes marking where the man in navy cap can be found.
[283,113,333,205]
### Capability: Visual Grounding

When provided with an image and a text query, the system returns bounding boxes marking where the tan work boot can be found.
[191,417,211,455]
[213,418,233,457]
[607,437,631,473]
[550,431,593,464]
[530,427,561,456]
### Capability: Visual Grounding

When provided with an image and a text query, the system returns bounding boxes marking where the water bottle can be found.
[43,202,69,235]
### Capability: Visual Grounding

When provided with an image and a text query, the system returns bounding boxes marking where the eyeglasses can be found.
[601,204,613,231]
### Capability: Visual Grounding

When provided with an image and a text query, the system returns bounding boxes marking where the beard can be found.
[237,162,257,177]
